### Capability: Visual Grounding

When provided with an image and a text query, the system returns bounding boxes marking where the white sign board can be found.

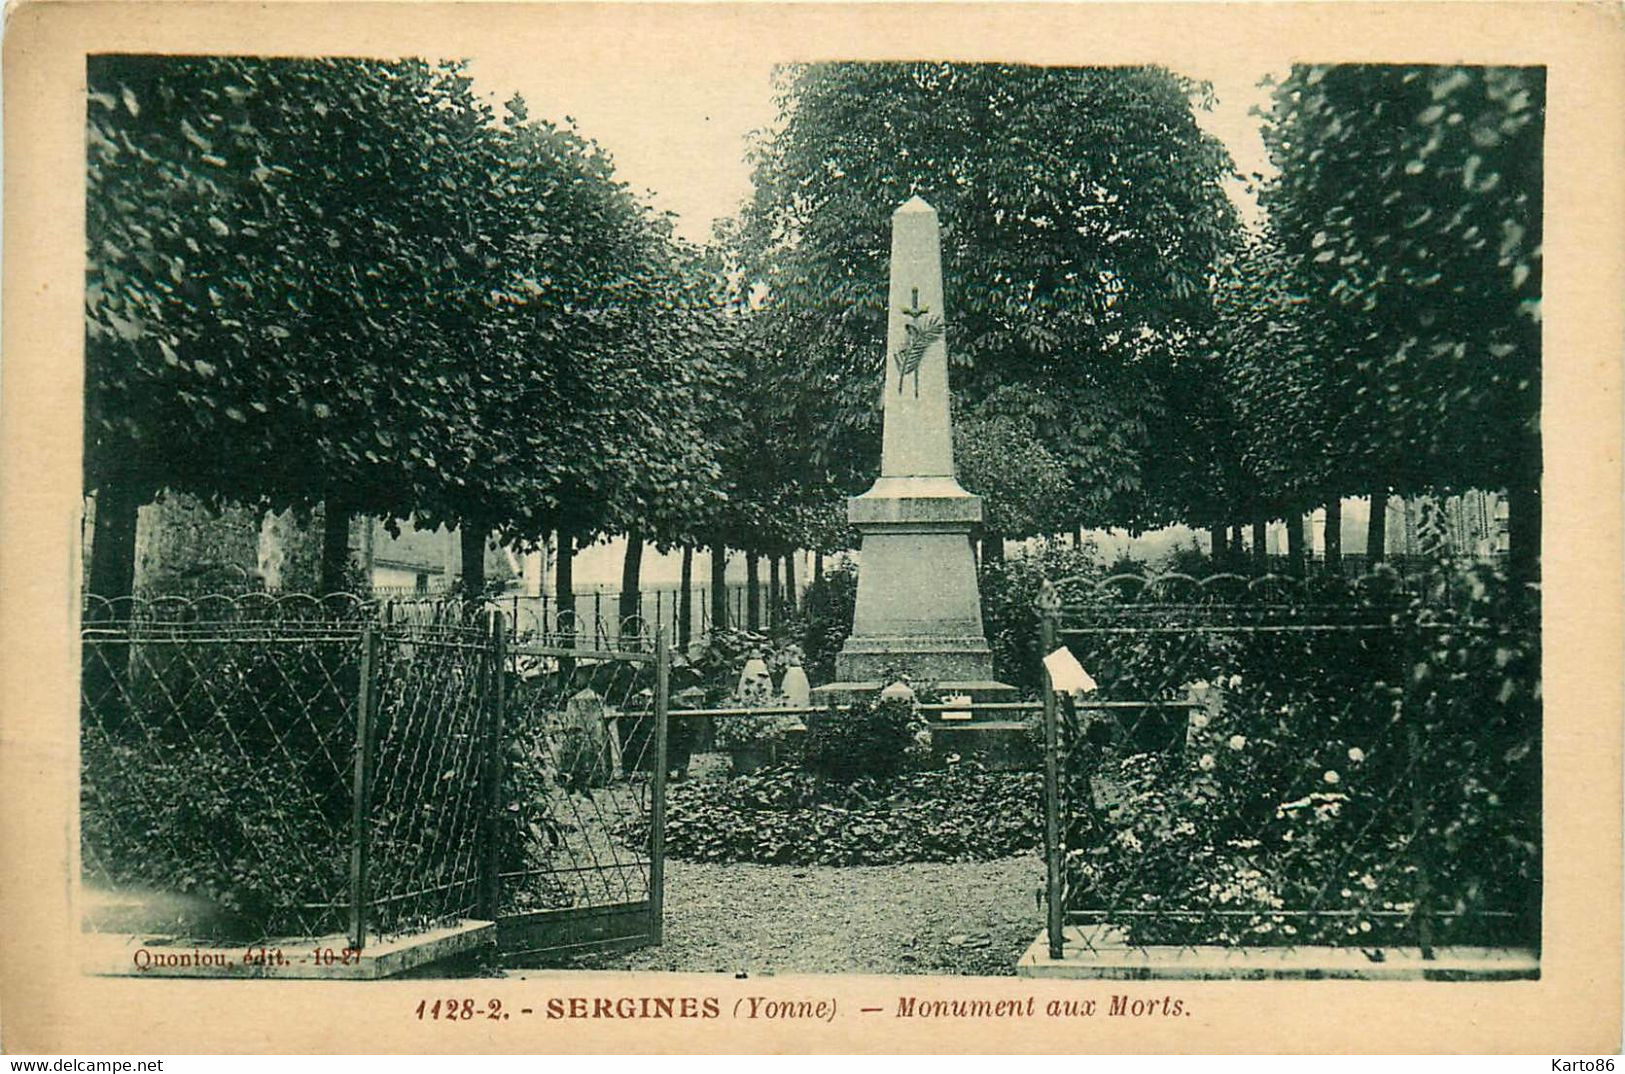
[1043,646,1098,696]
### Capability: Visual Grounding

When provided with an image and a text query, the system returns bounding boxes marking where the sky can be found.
[470,57,1283,243]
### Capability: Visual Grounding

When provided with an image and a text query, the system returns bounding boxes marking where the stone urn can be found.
[780,663,811,708]
[736,655,772,706]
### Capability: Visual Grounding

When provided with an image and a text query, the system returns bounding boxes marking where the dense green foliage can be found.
[1244,65,1543,571]
[737,62,1241,538]
[799,559,858,683]
[977,543,1102,689]
[85,56,725,595]
[653,762,1042,866]
[82,630,502,940]
[802,695,923,783]
[1061,560,1539,947]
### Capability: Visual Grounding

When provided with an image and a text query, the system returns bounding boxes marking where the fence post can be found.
[649,625,671,945]
[479,610,507,921]
[1039,583,1065,961]
[348,624,378,951]
[1407,714,1435,959]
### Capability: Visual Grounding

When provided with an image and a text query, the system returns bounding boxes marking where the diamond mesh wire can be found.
[82,594,671,948]
[365,615,495,935]
[1049,570,1540,953]
[499,617,662,917]
[80,595,364,942]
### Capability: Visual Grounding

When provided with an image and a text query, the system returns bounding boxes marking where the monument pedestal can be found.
[821,475,1008,690]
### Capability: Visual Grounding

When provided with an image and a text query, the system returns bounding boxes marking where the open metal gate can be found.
[491,610,669,963]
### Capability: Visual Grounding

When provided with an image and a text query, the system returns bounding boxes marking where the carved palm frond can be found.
[892,314,944,394]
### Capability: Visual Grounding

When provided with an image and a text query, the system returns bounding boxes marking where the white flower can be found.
[1348,747,1366,764]
[1323,769,1341,785]
[1228,734,1247,751]
[1190,712,1210,730]
[1228,674,1242,688]
[1198,753,1216,771]
[1360,873,1378,891]
[1359,921,1372,933]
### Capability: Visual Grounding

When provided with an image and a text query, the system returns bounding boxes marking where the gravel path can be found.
[523,853,1046,977]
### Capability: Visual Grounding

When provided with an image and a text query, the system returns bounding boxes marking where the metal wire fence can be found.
[1038,568,1540,960]
[80,594,669,954]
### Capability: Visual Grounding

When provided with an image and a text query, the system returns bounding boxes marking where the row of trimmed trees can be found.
[721,61,1543,583]
[1195,65,1543,578]
[86,57,734,613]
[85,59,1543,619]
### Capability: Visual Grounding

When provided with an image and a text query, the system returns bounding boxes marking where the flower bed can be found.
[1059,563,1541,950]
[626,761,1042,866]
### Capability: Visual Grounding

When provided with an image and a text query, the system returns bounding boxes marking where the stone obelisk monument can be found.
[824,196,1009,698]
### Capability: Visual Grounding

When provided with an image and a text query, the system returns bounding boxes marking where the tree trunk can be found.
[85,482,143,732]
[460,525,487,599]
[618,522,644,637]
[709,543,728,630]
[87,482,141,602]
[982,529,1005,565]
[745,551,761,631]
[554,529,575,636]
[1072,525,1083,549]
[768,554,781,628]
[1367,489,1388,566]
[1287,513,1306,577]
[320,496,352,595]
[1229,524,1244,565]
[1209,525,1226,568]
[553,529,575,686]
[678,545,693,651]
[1508,481,1540,585]
[785,553,797,614]
[1251,517,1267,571]
[1324,497,1342,574]
[813,550,823,583]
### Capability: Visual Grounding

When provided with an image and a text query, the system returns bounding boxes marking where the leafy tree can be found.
[85,57,726,608]
[87,57,519,593]
[738,62,1240,540]
[1192,229,1346,570]
[1259,65,1543,578]
[953,388,1074,553]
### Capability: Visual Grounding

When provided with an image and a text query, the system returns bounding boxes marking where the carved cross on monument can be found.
[892,286,942,398]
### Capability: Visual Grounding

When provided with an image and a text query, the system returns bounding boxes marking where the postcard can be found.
[2,0,1621,1055]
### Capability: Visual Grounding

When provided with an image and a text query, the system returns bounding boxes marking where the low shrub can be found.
[81,637,359,940]
[1061,559,1540,949]
[643,762,1042,866]
[800,560,857,684]
[801,694,923,783]
[677,627,806,702]
[979,543,1102,690]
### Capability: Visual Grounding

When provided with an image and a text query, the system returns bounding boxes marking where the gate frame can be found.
[491,622,670,964]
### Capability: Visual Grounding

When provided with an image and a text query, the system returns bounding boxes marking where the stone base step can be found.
[810,679,1019,705]
[1016,926,1539,980]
